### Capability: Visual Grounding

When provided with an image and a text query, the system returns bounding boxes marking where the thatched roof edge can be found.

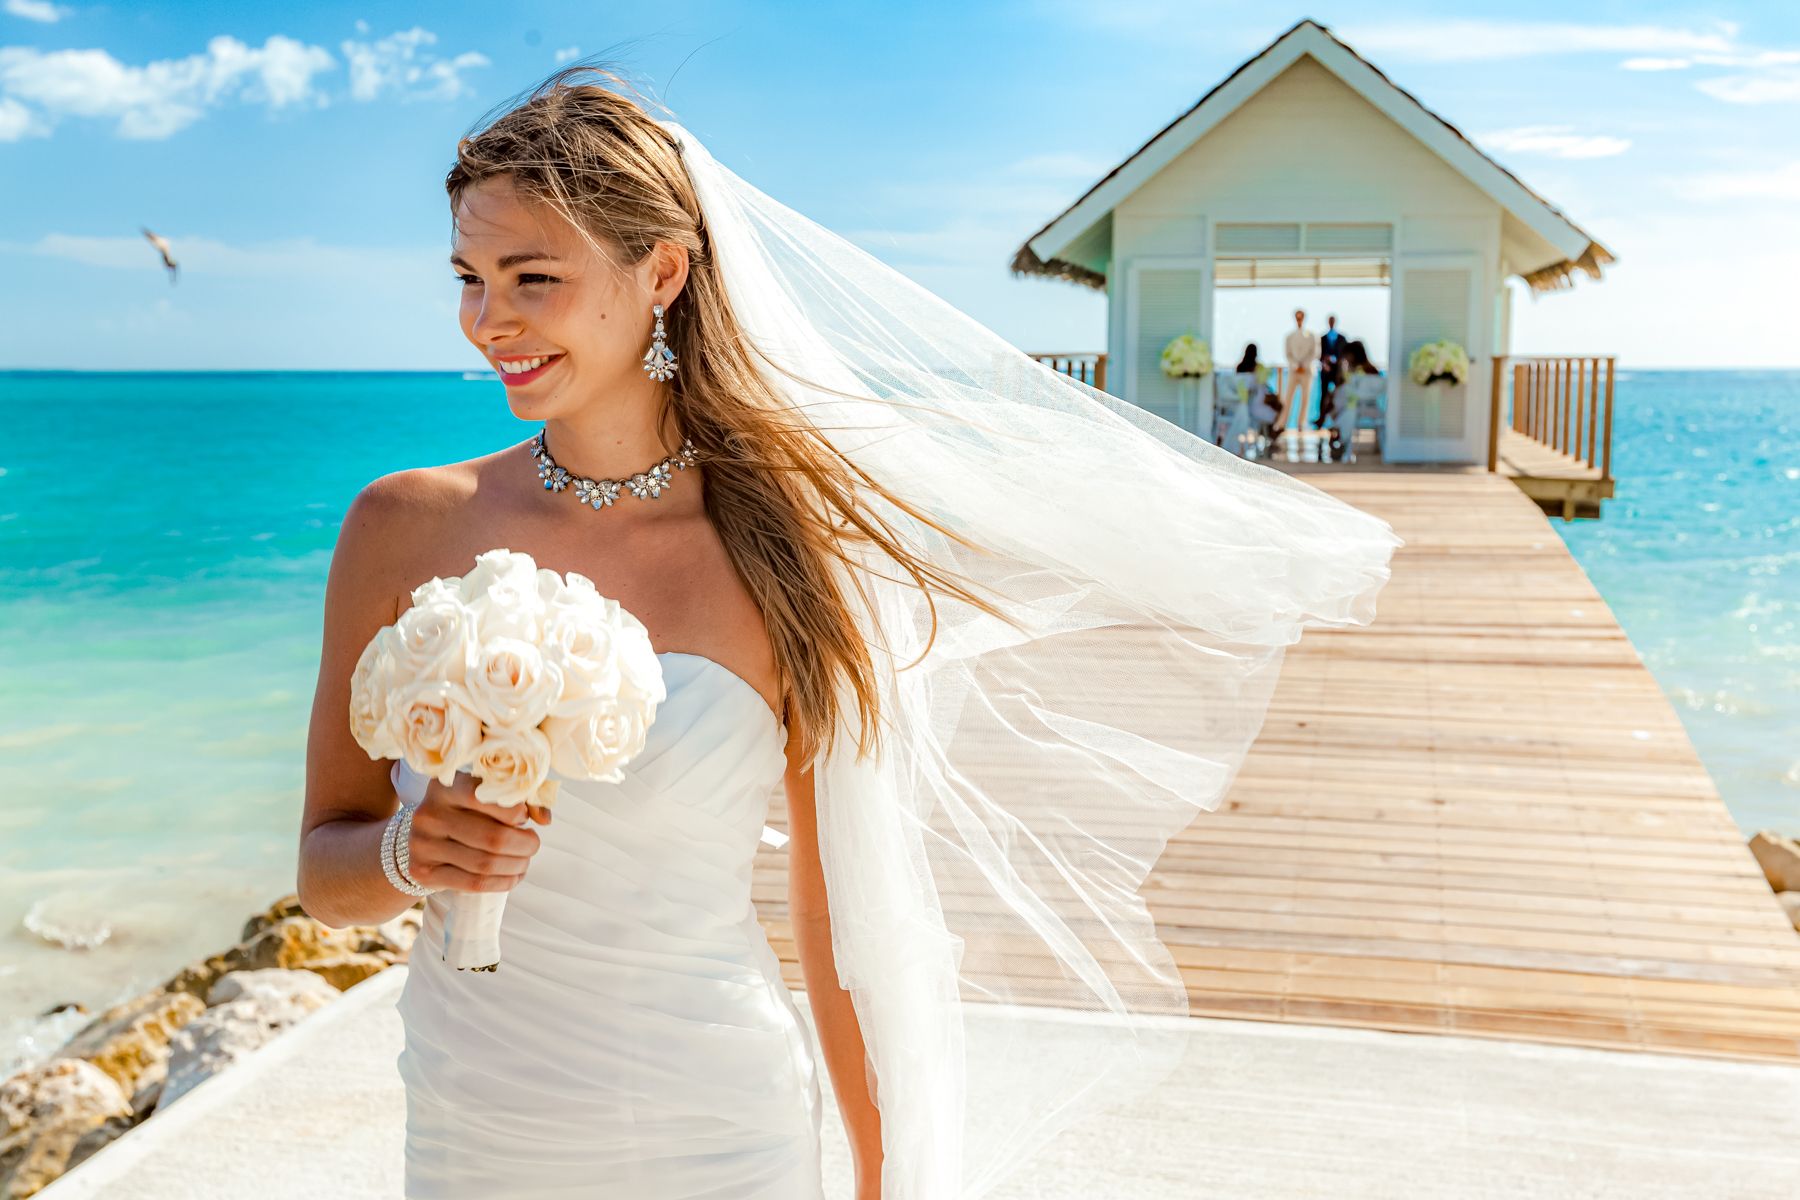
[1008,243,1106,291]
[1520,242,1617,293]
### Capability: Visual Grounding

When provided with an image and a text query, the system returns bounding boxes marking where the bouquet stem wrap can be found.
[391,760,507,971]
[443,892,506,972]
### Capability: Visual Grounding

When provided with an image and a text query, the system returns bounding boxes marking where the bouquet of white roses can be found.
[1408,339,1470,386]
[347,547,666,971]
[1159,333,1213,379]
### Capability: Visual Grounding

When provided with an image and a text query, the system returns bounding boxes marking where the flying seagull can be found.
[141,227,178,284]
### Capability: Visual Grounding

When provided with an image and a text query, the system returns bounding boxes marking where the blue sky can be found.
[1,0,1796,370]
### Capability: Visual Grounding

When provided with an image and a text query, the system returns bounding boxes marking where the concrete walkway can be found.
[39,965,1800,1198]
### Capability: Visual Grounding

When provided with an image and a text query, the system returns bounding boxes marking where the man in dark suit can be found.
[1314,315,1347,430]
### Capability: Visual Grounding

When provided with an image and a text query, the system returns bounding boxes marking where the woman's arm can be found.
[782,704,883,1197]
[297,472,431,929]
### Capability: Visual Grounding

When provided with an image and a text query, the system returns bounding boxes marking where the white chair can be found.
[1327,372,1387,462]
[1212,372,1259,457]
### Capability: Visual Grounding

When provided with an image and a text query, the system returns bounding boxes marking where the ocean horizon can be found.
[1,366,1794,1076]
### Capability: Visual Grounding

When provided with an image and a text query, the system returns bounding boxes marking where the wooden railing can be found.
[1029,352,1107,391]
[1489,355,1616,480]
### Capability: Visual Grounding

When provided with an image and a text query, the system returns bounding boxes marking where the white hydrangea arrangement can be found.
[1159,334,1213,378]
[348,547,666,970]
[1408,339,1470,386]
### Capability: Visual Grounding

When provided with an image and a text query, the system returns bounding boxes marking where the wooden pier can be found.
[756,467,1800,1065]
[1490,356,1617,520]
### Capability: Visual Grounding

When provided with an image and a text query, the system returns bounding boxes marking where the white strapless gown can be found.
[393,652,826,1199]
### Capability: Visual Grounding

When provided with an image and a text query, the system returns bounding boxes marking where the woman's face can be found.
[450,175,676,418]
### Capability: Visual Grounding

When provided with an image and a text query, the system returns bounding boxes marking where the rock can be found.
[54,989,204,1100]
[62,1113,138,1178]
[375,907,424,963]
[240,894,309,943]
[293,954,391,992]
[1776,891,1800,933]
[205,967,340,1009]
[0,1057,132,1199]
[125,1074,162,1122]
[241,892,421,956]
[159,914,392,1002]
[160,970,338,1110]
[1749,831,1800,893]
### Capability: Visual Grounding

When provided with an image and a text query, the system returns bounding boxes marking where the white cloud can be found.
[1696,68,1800,105]
[7,231,441,278]
[1343,19,1737,63]
[1477,125,1631,160]
[554,46,582,64]
[0,92,42,139]
[0,26,489,140]
[0,35,334,139]
[1677,162,1800,202]
[4,0,68,24]
[1621,57,1692,71]
[1001,151,1114,181]
[339,27,488,103]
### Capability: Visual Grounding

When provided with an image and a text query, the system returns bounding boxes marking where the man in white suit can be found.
[1280,309,1320,440]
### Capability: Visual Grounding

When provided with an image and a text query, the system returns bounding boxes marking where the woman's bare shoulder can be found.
[346,446,511,540]
[333,458,490,616]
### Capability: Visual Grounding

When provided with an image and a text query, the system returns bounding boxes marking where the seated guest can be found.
[1325,340,1383,460]
[1235,343,1284,435]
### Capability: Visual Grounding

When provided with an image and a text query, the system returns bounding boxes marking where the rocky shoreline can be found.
[0,894,422,1200]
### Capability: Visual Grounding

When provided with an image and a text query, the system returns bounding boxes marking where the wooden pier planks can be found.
[754,468,1800,1064]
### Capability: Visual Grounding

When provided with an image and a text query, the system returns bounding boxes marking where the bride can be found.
[299,65,1399,1200]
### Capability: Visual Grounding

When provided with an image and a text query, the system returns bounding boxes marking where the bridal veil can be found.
[660,118,1402,1198]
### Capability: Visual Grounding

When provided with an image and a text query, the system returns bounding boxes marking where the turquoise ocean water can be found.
[1,368,1795,1071]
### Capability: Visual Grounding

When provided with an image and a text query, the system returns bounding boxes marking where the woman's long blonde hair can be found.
[446,63,1021,765]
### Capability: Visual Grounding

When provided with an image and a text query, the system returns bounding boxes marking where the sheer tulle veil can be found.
[659,119,1402,1197]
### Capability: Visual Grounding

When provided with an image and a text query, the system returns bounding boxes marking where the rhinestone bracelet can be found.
[394,807,434,892]
[382,806,435,898]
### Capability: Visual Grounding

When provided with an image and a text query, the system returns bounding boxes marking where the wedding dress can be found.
[392,651,826,1199]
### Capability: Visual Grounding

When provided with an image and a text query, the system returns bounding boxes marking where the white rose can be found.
[543,694,652,781]
[458,548,537,601]
[535,566,568,606]
[540,605,625,716]
[390,587,477,685]
[563,571,625,624]
[388,678,484,785]
[409,574,461,608]
[470,724,554,809]
[348,626,403,759]
[462,550,547,644]
[465,637,565,732]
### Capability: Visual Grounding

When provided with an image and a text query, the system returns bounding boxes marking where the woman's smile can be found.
[492,353,566,385]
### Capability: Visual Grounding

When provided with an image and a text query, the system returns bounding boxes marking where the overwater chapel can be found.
[1011,18,1613,466]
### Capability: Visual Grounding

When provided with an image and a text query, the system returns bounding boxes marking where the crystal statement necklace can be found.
[530,427,700,510]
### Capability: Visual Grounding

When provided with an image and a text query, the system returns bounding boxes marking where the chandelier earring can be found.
[642,303,678,382]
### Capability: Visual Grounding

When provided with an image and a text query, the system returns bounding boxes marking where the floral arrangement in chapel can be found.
[1159,333,1213,378]
[348,548,667,971]
[1408,339,1470,386]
